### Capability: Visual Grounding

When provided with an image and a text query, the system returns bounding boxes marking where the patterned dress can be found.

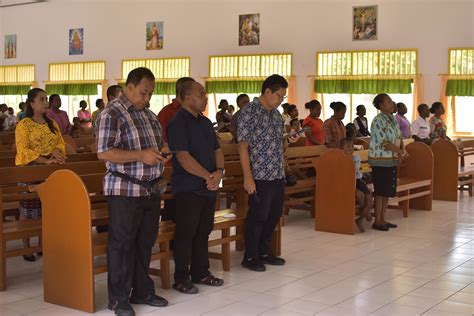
[429,116,448,140]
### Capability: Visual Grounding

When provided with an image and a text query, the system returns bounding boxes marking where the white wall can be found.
[0,0,473,112]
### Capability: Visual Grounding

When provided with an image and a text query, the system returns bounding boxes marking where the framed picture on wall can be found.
[146,21,164,50]
[69,28,84,55]
[352,5,377,40]
[239,13,260,46]
[4,34,17,59]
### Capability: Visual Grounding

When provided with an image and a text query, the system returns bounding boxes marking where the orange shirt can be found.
[302,115,324,146]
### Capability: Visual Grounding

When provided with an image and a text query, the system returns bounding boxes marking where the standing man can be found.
[237,74,288,272]
[167,81,225,294]
[107,85,123,104]
[96,67,170,316]
[47,95,71,135]
[158,77,195,143]
[229,93,250,141]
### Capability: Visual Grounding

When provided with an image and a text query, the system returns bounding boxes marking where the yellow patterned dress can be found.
[15,117,66,219]
[15,117,65,166]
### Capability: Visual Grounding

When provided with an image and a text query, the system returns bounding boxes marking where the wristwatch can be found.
[217,167,225,176]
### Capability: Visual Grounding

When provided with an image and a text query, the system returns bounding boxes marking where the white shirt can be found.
[411,116,430,139]
[3,113,17,130]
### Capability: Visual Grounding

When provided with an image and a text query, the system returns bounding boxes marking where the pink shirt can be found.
[46,109,71,135]
[78,110,92,128]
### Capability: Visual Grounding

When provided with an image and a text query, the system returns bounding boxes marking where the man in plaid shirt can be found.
[96,67,171,316]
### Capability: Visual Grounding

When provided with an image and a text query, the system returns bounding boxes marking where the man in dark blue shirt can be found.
[167,81,225,294]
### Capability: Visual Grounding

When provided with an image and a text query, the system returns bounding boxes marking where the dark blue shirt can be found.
[237,97,285,180]
[167,108,220,195]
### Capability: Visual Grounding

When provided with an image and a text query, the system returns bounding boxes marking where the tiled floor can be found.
[0,195,473,315]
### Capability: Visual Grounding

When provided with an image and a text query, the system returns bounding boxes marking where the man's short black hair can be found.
[179,81,197,102]
[175,77,195,97]
[261,74,288,95]
[106,85,122,102]
[125,67,156,86]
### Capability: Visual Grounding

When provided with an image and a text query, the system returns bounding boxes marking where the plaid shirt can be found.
[95,94,164,197]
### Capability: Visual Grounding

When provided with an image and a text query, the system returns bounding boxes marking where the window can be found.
[315,49,417,125]
[0,64,35,110]
[121,57,190,115]
[47,61,105,119]
[207,53,292,121]
[448,48,474,135]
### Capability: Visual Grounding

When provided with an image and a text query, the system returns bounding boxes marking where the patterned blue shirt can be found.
[237,97,285,180]
[95,94,164,197]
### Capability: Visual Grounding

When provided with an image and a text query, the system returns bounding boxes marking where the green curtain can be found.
[205,80,264,94]
[314,79,413,94]
[45,83,98,95]
[0,85,31,95]
[445,79,474,96]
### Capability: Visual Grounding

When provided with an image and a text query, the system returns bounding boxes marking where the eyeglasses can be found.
[276,94,287,102]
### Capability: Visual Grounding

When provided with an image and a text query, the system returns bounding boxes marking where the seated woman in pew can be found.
[216,99,232,132]
[15,88,66,261]
[429,102,450,141]
[395,102,411,139]
[302,99,324,146]
[323,101,346,148]
[369,93,408,232]
[412,103,432,145]
[284,104,299,133]
[342,138,372,232]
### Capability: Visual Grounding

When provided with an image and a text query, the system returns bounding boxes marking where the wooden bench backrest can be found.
[313,149,355,235]
[0,152,99,168]
[0,146,14,153]
[286,145,327,169]
[456,139,474,167]
[221,144,240,161]
[431,139,459,201]
[0,132,15,145]
[75,137,95,149]
[289,137,306,147]
[0,161,106,186]
[37,170,95,313]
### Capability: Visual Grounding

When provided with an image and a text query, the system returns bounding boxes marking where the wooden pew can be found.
[36,161,247,313]
[455,139,474,167]
[0,161,107,291]
[0,152,99,168]
[432,139,474,201]
[0,132,15,146]
[283,145,327,222]
[314,142,433,235]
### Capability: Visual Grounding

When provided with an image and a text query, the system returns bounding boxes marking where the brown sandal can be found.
[173,280,199,294]
[194,275,224,287]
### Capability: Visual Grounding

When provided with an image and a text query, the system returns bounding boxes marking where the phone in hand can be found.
[160,152,172,159]
[287,126,310,139]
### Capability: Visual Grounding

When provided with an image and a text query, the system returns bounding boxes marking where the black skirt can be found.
[372,166,397,197]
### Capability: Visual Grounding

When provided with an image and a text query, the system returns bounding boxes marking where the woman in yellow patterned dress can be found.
[15,88,66,261]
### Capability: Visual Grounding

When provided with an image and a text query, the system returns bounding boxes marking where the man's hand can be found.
[206,171,222,191]
[243,177,256,194]
[159,146,173,163]
[140,149,164,165]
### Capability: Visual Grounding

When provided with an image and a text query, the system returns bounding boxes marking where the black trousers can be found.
[106,194,160,303]
[173,192,216,284]
[244,179,285,260]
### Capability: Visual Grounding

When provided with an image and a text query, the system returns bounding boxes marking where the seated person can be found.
[342,138,372,232]
[412,104,432,145]
[70,117,81,138]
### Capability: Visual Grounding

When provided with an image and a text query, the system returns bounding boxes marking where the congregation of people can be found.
[0,67,460,316]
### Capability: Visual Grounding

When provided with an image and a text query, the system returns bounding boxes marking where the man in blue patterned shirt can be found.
[237,74,288,272]
[96,67,171,316]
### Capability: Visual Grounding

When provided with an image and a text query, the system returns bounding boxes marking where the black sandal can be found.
[173,280,199,294]
[194,275,224,287]
[23,255,36,262]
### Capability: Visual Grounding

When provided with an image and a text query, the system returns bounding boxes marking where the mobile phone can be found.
[287,126,310,138]
[160,152,172,159]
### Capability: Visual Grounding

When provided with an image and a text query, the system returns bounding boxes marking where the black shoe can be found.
[108,301,135,316]
[130,294,168,307]
[23,255,36,262]
[384,222,398,228]
[242,257,266,272]
[372,223,389,231]
[260,254,286,266]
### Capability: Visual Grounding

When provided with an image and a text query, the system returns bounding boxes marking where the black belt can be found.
[109,171,163,193]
